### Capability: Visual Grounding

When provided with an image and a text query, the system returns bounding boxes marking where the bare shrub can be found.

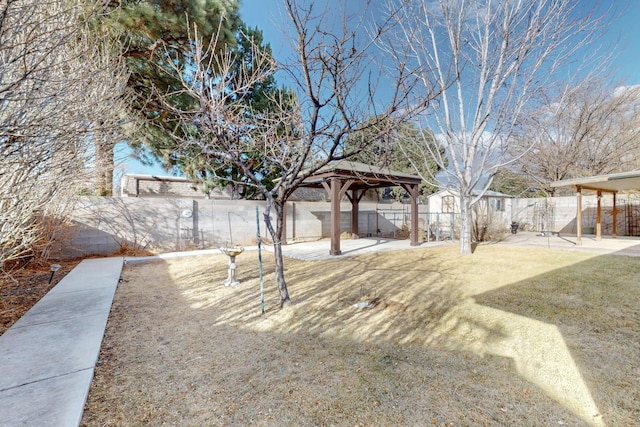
[0,0,131,266]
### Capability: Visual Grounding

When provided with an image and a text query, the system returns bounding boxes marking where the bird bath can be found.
[220,246,244,286]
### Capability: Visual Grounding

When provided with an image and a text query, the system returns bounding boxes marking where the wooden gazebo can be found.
[550,170,640,245]
[299,161,423,255]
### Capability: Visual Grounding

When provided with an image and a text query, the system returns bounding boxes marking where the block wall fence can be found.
[57,193,638,259]
[59,197,430,258]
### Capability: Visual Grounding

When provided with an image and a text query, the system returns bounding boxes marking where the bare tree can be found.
[158,0,424,307]
[385,0,608,254]
[0,0,131,267]
[510,79,640,195]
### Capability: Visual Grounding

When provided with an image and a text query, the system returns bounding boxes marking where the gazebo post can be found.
[596,190,602,241]
[612,192,617,238]
[402,183,420,246]
[576,186,583,246]
[347,188,368,237]
[330,177,342,255]
[350,189,360,236]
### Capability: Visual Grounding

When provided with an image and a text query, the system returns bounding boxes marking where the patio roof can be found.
[549,170,640,193]
[299,160,422,190]
[549,170,640,245]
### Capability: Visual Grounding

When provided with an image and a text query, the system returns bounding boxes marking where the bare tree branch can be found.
[0,0,132,265]
[386,0,610,254]
[155,0,433,307]
[511,78,640,194]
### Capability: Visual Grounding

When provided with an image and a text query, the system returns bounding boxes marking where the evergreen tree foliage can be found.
[105,2,293,198]
[346,117,445,200]
[105,0,242,164]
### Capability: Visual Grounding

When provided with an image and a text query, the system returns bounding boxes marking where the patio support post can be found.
[612,192,617,238]
[596,190,602,241]
[402,183,420,246]
[576,186,583,246]
[330,177,342,255]
[347,189,367,237]
[347,189,361,236]
[351,190,360,236]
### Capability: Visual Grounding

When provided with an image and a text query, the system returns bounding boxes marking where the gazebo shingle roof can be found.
[299,160,422,190]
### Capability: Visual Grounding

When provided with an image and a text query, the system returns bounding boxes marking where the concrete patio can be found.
[266,232,640,260]
[495,231,640,256]
[266,237,451,261]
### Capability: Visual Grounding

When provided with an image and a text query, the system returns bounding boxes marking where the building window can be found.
[443,195,455,213]
[490,198,505,212]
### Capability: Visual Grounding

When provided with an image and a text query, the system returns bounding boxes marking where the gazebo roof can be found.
[550,170,640,193]
[299,160,422,189]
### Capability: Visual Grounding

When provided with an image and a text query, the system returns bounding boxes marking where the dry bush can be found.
[1,259,80,335]
[472,215,509,242]
[0,0,131,267]
[472,201,509,242]
[111,242,155,258]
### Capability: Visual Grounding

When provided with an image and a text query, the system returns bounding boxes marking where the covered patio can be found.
[299,161,423,255]
[550,170,640,245]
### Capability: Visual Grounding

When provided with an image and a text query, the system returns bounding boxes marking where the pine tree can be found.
[103,2,291,198]
[102,0,242,176]
[177,24,297,199]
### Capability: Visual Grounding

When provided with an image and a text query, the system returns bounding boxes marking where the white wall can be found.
[56,192,640,258]
[58,197,429,258]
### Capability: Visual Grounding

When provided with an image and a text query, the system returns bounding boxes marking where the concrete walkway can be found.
[266,237,451,261]
[0,257,123,427]
[494,231,640,256]
[1,232,638,426]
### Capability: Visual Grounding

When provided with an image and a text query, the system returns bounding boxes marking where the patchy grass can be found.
[82,245,639,426]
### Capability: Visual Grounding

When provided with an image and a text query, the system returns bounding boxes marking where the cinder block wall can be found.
[59,198,428,258]
[59,193,633,259]
[58,197,420,258]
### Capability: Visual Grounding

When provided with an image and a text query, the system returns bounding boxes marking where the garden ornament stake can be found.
[49,264,61,284]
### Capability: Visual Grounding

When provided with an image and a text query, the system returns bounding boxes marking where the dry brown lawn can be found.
[81,244,639,426]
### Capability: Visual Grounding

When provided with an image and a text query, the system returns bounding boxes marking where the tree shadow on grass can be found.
[85,243,640,426]
[469,245,640,426]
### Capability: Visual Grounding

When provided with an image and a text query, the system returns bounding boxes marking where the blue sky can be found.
[119,0,640,178]
[593,0,640,85]
[237,0,640,85]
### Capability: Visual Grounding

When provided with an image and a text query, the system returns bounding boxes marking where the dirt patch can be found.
[82,245,638,426]
[1,261,80,335]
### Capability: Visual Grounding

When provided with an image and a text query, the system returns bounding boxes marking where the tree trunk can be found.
[263,198,291,307]
[459,194,473,255]
[95,133,114,196]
